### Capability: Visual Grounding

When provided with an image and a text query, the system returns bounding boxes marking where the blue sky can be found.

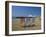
[12,6,41,17]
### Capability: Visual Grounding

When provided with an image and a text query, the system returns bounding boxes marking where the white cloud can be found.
[28,14,33,17]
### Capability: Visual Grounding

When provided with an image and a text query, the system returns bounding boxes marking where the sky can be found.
[12,6,41,17]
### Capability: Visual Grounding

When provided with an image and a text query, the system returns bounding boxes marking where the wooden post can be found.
[20,17,25,24]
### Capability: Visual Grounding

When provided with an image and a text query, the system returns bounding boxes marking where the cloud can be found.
[28,14,33,17]
[28,14,36,17]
